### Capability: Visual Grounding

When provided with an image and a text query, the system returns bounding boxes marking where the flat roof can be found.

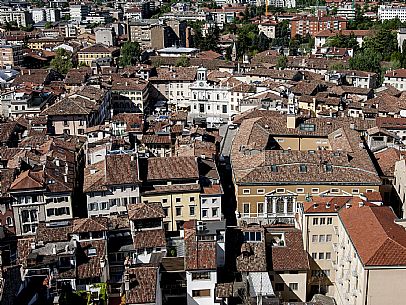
[157,47,199,53]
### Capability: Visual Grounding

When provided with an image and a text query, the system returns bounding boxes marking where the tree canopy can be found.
[50,49,73,75]
[119,41,141,67]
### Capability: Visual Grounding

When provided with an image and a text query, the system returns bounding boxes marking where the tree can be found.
[276,55,288,69]
[349,48,382,74]
[326,33,359,51]
[119,41,141,67]
[363,28,398,61]
[50,49,73,75]
[175,55,190,67]
[258,32,270,52]
[44,22,52,29]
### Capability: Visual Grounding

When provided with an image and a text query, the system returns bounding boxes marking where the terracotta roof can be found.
[314,29,371,38]
[9,170,44,191]
[236,227,267,272]
[77,240,106,279]
[72,217,108,233]
[142,134,171,145]
[125,267,158,304]
[374,148,401,177]
[339,205,406,266]
[149,67,197,82]
[184,220,217,270]
[78,43,118,54]
[105,154,140,185]
[146,156,199,181]
[268,227,309,271]
[36,222,72,243]
[385,68,406,78]
[111,113,143,132]
[128,202,165,220]
[376,117,406,130]
[132,229,166,249]
[303,196,355,213]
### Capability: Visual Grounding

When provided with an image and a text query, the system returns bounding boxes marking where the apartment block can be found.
[291,15,347,37]
[0,45,22,68]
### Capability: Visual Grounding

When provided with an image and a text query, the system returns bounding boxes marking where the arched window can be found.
[276,198,284,214]
[6,217,12,226]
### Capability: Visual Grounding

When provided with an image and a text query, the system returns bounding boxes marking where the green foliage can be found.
[175,55,190,67]
[325,33,359,51]
[189,21,220,52]
[237,23,259,57]
[258,32,270,52]
[276,55,288,69]
[329,62,348,71]
[44,22,52,29]
[349,48,382,74]
[119,41,141,67]
[363,28,397,61]
[272,20,290,47]
[50,48,73,75]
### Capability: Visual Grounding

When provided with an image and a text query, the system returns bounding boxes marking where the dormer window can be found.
[325,164,333,172]
[271,164,278,172]
[88,247,97,257]
[299,164,307,173]
[271,233,285,247]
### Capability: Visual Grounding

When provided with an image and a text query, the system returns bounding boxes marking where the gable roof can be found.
[9,170,44,191]
[128,202,165,220]
[72,217,108,233]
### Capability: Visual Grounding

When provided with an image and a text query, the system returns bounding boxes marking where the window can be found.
[320,217,326,225]
[312,235,318,242]
[327,217,332,225]
[175,207,182,216]
[313,218,318,225]
[352,189,359,194]
[163,207,169,216]
[319,252,325,260]
[325,164,333,172]
[243,203,250,215]
[162,198,168,204]
[192,272,211,280]
[271,164,278,172]
[289,283,298,291]
[243,189,250,195]
[312,188,319,194]
[311,253,317,259]
[243,231,262,242]
[299,164,307,173]
[257,202,264,215]
[176,197,181,203]
[319,235,326,242]
[275,283,284,291]
[296,188,304,193]
[189,196,195,203]
[287,197,294,213]
[326,252,331,260]
[222,105,227,113]
[202,209,208,218]
[331,188,339,194]
[88,247,97,257]
[276,188,285,193]
[189,206,195,216]
[212,207,218,217]
[257,189,265,194]
[6,217,12,226]
[192,289,210,297]
[276,198,284,214]
[326,234,332,242]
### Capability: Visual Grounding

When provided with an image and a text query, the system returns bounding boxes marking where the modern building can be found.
[69,4,90,22]
[0,44,23,68]
[378,5,406,22]
[291,15,347,37]
[384,68,406,91]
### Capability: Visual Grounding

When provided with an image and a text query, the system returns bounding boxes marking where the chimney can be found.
[28,69,31,75]
[345,203,352,209]
[313,203,318,209]
[287,115,296,129]
[124,273,130,291]
[326,202,331,209]
[30,242,36,250]
[52,244,57,255]
[358,201,364,207]
[100,257,105,268]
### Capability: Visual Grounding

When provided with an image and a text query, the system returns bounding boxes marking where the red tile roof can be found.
[339,205,406,266]
[132,229,166,249]
[125,266,158,304]
[146,156,199,181]
[184,220,217,270]
[128,202,165,220]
